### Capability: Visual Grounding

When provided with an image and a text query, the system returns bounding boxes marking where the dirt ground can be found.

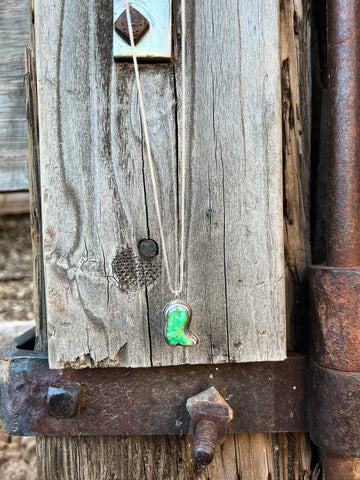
[0,214,37,480]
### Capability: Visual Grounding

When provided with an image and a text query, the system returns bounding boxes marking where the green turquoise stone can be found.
[165,305,196,346]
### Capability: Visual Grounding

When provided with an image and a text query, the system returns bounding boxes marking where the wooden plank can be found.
[25,3,47,351]
[36,433,314,480]
[0,192,30,215]
[281,0,312,351]
[183,0,285,365]
[35,0,314,478]
[35,0,284,368]
[0,0,30,191]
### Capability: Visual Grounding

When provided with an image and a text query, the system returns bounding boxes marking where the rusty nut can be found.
[115,7,150,46]
[46,383,81,419]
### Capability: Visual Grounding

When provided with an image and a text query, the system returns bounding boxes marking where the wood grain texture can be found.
[35,0,314,478]
[37,433,313,480]
[26,0,47,351]
[280,0,312,351]
[34,0,285,368]
[0,0,30,191]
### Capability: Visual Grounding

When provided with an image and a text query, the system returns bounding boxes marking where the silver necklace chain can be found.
[125,1,187,297]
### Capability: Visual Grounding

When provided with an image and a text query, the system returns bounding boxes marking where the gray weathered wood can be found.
[34,0,285,368]
[35,0,314,477]
[25,3,47,351]
[0,1,30,191]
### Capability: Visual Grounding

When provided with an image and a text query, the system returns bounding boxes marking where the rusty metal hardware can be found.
[187,387,233,465]
[307,0,360,474]
[138,239,158,258]
[323,453,360,480]
[113,0,172,61]
[309,266,360,372]
[0,329,307,437]
[309,267,360,455]
[309,362,360,457]
[46,384,81,419]
[192,421,218,466]
[115,7,149,45]
[327,0,360,269]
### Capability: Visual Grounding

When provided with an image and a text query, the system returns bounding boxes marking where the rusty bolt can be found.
[186,386,233,465]
[139,239,158,258]
[46,384,81,419]
[114,7,150,46]
[193,419,218,465]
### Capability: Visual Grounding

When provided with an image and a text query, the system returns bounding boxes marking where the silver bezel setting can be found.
[163,300,199,347]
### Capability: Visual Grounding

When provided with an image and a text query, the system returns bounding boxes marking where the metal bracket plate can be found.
[0,330,307,437]
[113,0,172,61]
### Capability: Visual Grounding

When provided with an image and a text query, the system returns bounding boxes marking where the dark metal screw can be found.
[115,7,150,46]
[46,384,81,419]
[193,419,218,465]
[139,239,158,258]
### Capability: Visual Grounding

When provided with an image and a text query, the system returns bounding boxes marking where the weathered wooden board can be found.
[37,433,315,480]
[34,0,314,477]
[0,1,30,191]
[0,192,30,215]
[281,0,311,352]
[35,0,285,368]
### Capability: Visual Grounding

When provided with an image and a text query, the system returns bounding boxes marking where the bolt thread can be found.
[193,420,218,465]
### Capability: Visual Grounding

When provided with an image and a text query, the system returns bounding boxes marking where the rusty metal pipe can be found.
[324,453,360,480]
[311,1,360,478]
[327,0,360,267]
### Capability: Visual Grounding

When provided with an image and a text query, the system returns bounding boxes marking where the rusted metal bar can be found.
[327,0,360,268]
[0,330,308,437]
[309,0,360,476]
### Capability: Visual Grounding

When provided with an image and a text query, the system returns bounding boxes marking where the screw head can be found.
[139,239,158,258]
[46,384,81,419]
[115,7,150,46]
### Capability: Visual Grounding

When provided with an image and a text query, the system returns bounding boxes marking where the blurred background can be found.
[0,1,37,478]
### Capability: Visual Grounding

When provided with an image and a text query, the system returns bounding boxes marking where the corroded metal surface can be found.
[187,387,233,465]
[0,330,307,436]
[192,420,218,466]
[113,0,172,60]
[46,384,81,419]
[327,0,360,268]
[324,453,360,480]
[115,6,149,45]
[309,266,360,372]
[310,362,360,457]
[308,0,360,472]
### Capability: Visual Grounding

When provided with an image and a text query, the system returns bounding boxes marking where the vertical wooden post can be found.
[29,0,315,478]
[26,0,46,351]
